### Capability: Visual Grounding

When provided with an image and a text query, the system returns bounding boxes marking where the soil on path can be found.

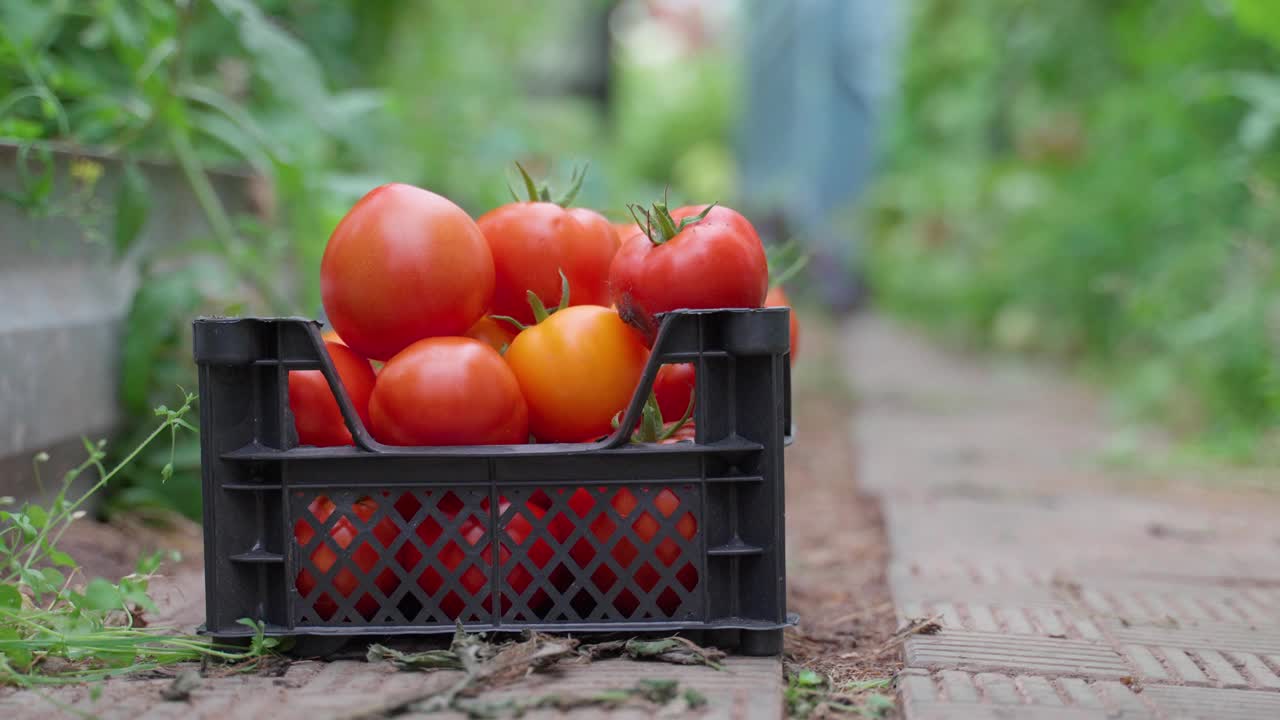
[783,316,902,715]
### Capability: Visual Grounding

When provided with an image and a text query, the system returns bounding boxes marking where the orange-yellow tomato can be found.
[504,305,648,442]
[465,316,519,353]
[764,286,800,364]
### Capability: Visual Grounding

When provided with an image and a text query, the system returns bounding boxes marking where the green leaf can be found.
[0,628,33,671]
[1232,0,1280,49]
[113,161,151,260]
[0,583,23,610]
[24,504,47,530]
[82,578,122,611]
[135,551,164,576]
[20,568,50,594]
[40,568,65,590]
[863,693,895,717]
[208,0,344,140]
[48,549,77,568]
[795,669,824,688]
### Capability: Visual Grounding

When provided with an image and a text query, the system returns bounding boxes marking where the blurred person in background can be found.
[738,0,903,313]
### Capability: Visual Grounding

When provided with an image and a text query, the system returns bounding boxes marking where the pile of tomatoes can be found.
[289,172,800,449]
[287,169,801,620]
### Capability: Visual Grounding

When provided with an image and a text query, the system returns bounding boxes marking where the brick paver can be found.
[848,315,1280,719]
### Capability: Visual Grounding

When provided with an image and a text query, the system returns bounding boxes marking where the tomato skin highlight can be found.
[369,337,529,446]
[608,204,769,343]
[288,341,377,447]
[504,305,648,443]
[477,202,618,326]
[653,363,696,423]
[321,183,495,361]
[465,316,519,353]
[764,286,800,364]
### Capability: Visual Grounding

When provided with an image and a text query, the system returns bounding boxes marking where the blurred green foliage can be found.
[1,0,738,517]
[866,0,1280,463]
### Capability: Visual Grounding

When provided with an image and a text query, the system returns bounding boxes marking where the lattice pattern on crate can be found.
[290,484,701,626]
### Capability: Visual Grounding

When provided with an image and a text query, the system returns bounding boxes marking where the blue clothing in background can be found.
[738,0,902,277]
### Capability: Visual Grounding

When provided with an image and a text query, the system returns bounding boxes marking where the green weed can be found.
[0,396,278,686]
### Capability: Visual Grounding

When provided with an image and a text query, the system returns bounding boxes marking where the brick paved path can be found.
[0,564,781,720]
[849,316,1280,719]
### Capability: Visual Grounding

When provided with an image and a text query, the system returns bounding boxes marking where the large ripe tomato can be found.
[504,305,648,442]
[321,184,495,361]
[653,363,696,423]
[288,341,377,447]
[765,286,801,364]
[369,337,528,446]
[609,202,769,343]
[295,496,399,620]
[477,202,617,325]
[465,316,519,353]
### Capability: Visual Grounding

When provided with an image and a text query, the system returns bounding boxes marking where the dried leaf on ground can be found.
[366,643,463,671]
[160,669,202,702]
[581,636,725,669]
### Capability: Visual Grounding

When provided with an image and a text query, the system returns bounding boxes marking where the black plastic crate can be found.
[193,308,793,655]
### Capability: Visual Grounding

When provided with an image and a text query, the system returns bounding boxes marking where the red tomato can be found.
[659,422,697,444]
[321,184,495,361]
[765,286,800,364]
[369,337,528,446]
[321,329,345,346]
[288,341,376,447]
[609,203,769,343]
[611,221,640,244]
[504,306,648,442]
[653,363,696,423]
[465,316,519,353]
[295,496,399,620]
[477,203,617,325]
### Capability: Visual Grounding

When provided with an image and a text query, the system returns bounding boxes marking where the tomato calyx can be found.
[507,161,589,208]
[627,200,717,246]
[612,384,695,444]
[491,269,572,331]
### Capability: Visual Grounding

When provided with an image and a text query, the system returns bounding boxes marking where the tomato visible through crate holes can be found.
[476,165,618,326]
[563,487,697,618]
[288,341,376,447]
[295,496,399,621]
[321,183,495,362]
[398,493,554,619]
[609,202,768,344]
